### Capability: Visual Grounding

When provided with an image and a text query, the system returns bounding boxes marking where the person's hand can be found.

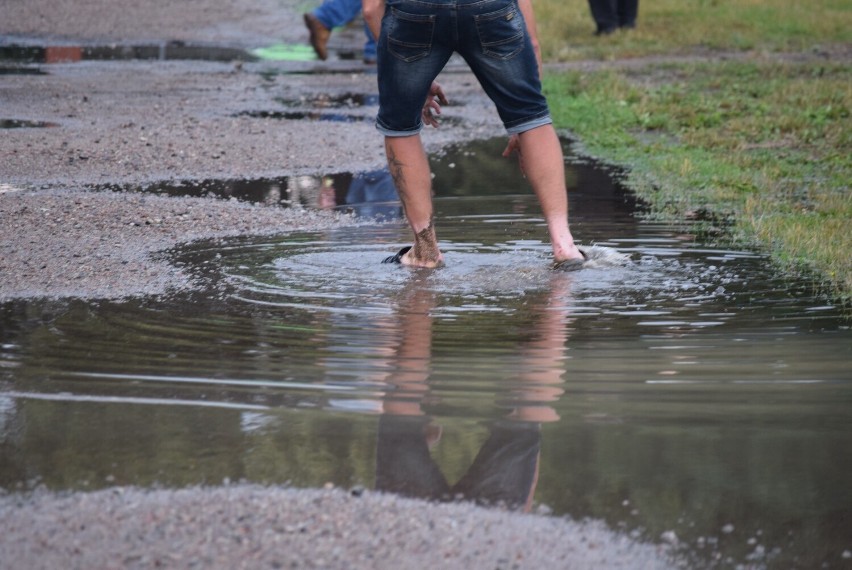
[422,81,449,128]
[502,134,526,177]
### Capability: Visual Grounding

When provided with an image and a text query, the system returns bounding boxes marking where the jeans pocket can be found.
[474,4,525,60]
[388,8,436,63]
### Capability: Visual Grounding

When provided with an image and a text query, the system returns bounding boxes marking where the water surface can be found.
[1,139,850,568]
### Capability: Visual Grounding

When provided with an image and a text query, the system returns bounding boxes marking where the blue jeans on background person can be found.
[376,0,551,137]
[345,169,400,218]
[313,0,377,60]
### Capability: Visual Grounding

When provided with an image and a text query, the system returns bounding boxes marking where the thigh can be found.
[376,1,452,135]
[457,0,550,132]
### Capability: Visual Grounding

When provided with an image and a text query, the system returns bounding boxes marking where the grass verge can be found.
[544,58,851,303]
[536,0,852,61]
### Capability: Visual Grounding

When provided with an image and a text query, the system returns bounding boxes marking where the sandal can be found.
[381,246,412,264]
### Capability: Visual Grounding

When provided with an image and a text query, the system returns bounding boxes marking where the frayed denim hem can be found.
[505,114,552,135]
[376,120,424,137]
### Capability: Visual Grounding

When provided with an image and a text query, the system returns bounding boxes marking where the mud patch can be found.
[0,119,59,129]
[234,110,370,124]
[0,66,46,75]
[277,92,380,108]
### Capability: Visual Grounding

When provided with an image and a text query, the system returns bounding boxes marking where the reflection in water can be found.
[330,169,400,219]
[1,139,851,568]
[368,277,571,511]
[92,169,400,218]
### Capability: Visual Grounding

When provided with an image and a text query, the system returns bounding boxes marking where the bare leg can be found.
[386,134,444,268]
[515,125,584,263]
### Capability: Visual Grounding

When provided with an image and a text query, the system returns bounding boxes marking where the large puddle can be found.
[1,139,850,568]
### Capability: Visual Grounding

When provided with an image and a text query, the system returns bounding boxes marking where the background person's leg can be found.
[617,0,638,28]
[308,0,366,60]
[313,0,362,28]
[384,134,443,267]
[363,25,377,63]
[588,0,619,35]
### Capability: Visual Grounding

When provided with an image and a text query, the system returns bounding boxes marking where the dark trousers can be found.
[588,0,638,33]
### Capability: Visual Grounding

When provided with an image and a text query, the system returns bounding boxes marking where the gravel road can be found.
[0,0,501,302]
[0,485,681,570]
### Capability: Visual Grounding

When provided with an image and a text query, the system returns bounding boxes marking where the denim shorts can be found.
[376,0,552,137]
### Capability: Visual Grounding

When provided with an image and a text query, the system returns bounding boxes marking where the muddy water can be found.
[1,139,850,568]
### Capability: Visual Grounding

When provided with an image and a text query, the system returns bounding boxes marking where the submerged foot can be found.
[553,244,587,272]
[555,245,632,270]
[553,245,589,272]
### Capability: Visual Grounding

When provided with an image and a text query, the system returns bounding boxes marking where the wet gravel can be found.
[0,0,501,302]
[0,186,358,301]
[0,485,681,570]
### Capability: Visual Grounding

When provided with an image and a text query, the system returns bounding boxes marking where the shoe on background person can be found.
[588,0,638,36]
[304,0,377,63]
[304,12,330,60]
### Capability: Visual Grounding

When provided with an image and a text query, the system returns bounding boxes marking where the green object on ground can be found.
[252,43,317,61]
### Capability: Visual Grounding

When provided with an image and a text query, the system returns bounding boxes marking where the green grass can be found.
[537,0,852,60]
[538,0,852,303]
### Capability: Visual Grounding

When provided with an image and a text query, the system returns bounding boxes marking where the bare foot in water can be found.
[553,243,587,271]
[402,244,444,268]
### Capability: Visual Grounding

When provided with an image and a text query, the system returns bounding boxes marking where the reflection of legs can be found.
[517,125,583,264]
[381,278,435,416]
[373,275,571,513]
[453,422,542,511]
[588,0,637,32]
[453,277,571,511]
[385,135,443,268]
[376,280,446,499]
[507,275,572,423]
